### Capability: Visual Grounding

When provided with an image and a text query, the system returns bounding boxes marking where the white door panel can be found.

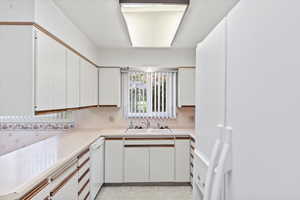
[196,19,227,158]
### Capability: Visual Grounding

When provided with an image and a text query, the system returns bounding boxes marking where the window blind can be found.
[122,71,176,118]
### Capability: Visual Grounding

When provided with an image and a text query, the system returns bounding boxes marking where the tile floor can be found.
[96,186,192,200]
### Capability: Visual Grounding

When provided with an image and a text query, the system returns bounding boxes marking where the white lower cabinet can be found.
[124,147,149,182]
[175,139,191,182]
[149,147,175,182]
[105,139,124,183]
[51,173,78,200]
[50,163,78,200]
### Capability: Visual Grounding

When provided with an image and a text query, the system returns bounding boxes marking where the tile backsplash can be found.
[73,106,195,129]
[0,112,74,131]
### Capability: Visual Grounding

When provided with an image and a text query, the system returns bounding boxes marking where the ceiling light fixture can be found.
[120,0,189,47]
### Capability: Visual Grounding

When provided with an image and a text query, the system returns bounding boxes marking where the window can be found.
[122,71,177,118]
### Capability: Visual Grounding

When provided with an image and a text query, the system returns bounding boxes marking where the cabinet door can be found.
[80,59,89,107]
[66,50,80,108]
[178,68,195,107]
[105,140,123,183]
[90,65,98,106]
[0,26,35,116]
[36,30,66,111]
[90,143,104,200]
[99,68,120,107]
[149,147,175,182]
[196,19,227,158]
[80,59,98,107]
[175,139,190,182]
[124,147,149,182]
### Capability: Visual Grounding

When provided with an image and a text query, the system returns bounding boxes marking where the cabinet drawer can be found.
[78,149,90,166]
[78,159,90,177]
[20,179,50,200]
[78,169,90,190]
[124,139,174,145]
[50,159,78,191]
[78,179,90,200]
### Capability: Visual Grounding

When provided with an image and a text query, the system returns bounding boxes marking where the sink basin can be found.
[124,128,172,135]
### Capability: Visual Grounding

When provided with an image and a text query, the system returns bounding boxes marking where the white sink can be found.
[124,128,172,135]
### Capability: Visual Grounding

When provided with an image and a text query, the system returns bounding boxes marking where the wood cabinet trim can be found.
[124,144,175,148]
[83,191,90,200]
[105,137,123,140]
[125,137,174,140]
[0,22,97,66]
[98,105,118,107]
[174,136,191,140]
[20,179,49,200]
[78,158,90,170]
[35,105,98,115]
[50,168,78,197]
[50,159,77,182]
[78,179,90,196]
[78,168,90,183]
[77,148,89,159]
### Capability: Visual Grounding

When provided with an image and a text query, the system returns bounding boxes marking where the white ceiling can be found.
[54,0,239,48]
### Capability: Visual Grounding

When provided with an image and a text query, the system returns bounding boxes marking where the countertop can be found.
[0,128,194,200]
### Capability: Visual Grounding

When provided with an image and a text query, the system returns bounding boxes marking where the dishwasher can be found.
[90,137,105,200]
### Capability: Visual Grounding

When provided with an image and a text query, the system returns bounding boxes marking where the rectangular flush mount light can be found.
[120,0,189,47]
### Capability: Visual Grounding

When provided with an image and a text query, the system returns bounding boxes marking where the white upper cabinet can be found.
[99,68,121,107]
[175,139,190,182]
[66,50,80,108]
[80,59,98,107]
[0,26,35,116]
[178,68,195,107]
[36,30,66,111]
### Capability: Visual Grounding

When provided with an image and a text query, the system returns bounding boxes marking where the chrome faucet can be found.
[141,119,151,129]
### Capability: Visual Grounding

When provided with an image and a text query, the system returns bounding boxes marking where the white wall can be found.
[227,0,300,199]
[35,0,98,62]
[0,0,35,21]
[97,48,195,67]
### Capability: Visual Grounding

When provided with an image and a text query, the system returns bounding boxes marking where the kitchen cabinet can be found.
[105,139,124,183]
[0,25,35,116]
[80,59,98,107]
[124,147,149,182]
[0,25,98,116]
[50,161,78,200]
[77,148,91,200]
[149,147,174,182]
[66,49,80,108]
[178,67,195,107]
[122,138,179,183]
[35,29,66,111]
[20,179,50,200]
[98,68,121,107]
[175,139,190,182]
[90,138,104,200]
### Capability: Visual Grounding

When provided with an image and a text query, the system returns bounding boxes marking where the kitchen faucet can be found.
[141,118,151,129]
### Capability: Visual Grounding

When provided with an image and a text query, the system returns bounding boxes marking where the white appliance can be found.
[90,137,105,200]
[193,126,232,200]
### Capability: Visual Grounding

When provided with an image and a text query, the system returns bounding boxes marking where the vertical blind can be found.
[122,71,176,118]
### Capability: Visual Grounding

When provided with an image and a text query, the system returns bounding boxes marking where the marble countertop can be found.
[0,128,194,199]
